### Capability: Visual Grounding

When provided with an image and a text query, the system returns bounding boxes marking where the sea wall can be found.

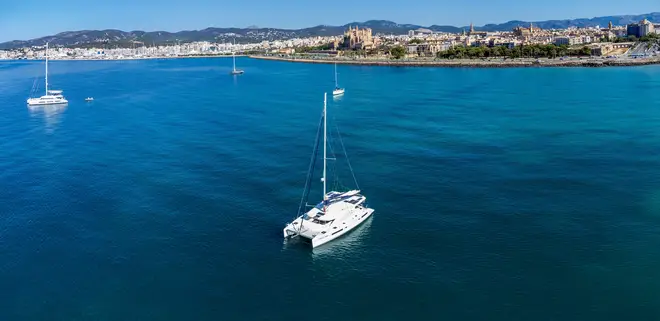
[249,55,660,68]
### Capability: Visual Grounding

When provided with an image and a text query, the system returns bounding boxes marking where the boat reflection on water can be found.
[28,103,68,133]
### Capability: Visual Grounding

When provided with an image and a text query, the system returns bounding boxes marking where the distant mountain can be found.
[477,12,660,31]
[2,13,659,50]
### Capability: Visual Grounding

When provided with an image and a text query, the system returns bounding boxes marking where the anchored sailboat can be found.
[230,39,244,75]
[332,63,344,96]
[27,43,68,106]
[283,93,374,248]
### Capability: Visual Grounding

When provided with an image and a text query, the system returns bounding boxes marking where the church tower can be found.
[608,21,613,29]
[470,22,474,34]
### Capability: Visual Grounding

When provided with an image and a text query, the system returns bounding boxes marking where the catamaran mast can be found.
[323,92,327,203]
[45,42,49,95]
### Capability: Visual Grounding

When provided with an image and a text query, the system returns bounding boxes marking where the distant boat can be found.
[332,63,344,96]
[283,93,374,248]
[230,39,244,75]
[85,97,94,102]
[27,42,68,106]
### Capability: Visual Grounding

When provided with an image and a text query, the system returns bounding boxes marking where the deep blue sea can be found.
[2,57,660,320]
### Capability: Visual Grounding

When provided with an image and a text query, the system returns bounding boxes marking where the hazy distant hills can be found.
[1,12,658,50]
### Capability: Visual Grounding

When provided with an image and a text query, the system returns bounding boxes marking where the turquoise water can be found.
[2,58,660,320]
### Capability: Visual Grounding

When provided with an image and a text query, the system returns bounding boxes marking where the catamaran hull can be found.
[283,207,374,248]
[27,100,68,106]
[311,208,374,248]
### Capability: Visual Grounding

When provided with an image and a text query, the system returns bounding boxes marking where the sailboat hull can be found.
[27,96,68,106]
[230,70,244,75]
[311,207,374,248]
[283,190,374,248]
[332,88,345,96]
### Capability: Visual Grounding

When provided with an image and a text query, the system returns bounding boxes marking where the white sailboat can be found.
[27,43,68,106]
[332,63,344,96]
[230,39,244,75]
[283,93,374,248]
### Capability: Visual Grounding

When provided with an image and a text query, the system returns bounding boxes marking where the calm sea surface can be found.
[1,58,660,320]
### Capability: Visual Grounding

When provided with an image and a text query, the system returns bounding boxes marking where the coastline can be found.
[0,55,247,62]
[249,55,660,68]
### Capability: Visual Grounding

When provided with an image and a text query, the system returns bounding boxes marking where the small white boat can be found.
[332,63,344,96]
[283,93,374,248]
[85,97,94,102]
[27,43,68,106]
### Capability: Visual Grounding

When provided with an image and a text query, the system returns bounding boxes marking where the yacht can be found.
[229,39,244,75]
[332,63,345,96]
[27,43,68,106]
[283,93,374,248]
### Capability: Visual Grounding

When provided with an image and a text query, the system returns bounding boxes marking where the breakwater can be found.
[250,55,660,68]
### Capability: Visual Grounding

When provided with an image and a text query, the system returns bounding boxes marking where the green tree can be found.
[580,46,591,56]
[390,46,406,59]
[409,38,424,44]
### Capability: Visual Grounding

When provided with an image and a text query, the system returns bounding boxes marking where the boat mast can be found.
[232,38,236,72]
[45,42,49,95]
[334,64,338,87]
[323,92,327,204]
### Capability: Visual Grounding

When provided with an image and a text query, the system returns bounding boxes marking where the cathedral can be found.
[339,26,375,50]
[513,23,537,38]
[468,23,487,37]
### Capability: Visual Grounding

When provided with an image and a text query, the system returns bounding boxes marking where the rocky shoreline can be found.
[249,55,660,68]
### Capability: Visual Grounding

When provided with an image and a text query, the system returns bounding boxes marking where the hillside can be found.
[1,13,658,50]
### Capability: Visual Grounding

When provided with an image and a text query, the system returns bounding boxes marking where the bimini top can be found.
[47,90,63,94]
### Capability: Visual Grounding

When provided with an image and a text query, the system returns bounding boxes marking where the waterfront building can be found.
[627,19,655,37]
[406,43,442,57]
[588,42,634,56]
[554,36,570,46]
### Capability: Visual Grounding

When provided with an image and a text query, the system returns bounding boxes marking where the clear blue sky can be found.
[1,0,658,42]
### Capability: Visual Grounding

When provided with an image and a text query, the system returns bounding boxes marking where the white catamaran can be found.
[332,63,344,96]
[283,93,373,248]
[27,43,68,106]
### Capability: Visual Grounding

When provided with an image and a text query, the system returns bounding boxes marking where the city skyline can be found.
[2,0,659,42]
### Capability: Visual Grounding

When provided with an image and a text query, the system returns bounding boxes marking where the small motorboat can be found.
[85,97,94,102]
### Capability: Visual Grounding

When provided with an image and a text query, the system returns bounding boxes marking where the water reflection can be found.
[28,103,68,133]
